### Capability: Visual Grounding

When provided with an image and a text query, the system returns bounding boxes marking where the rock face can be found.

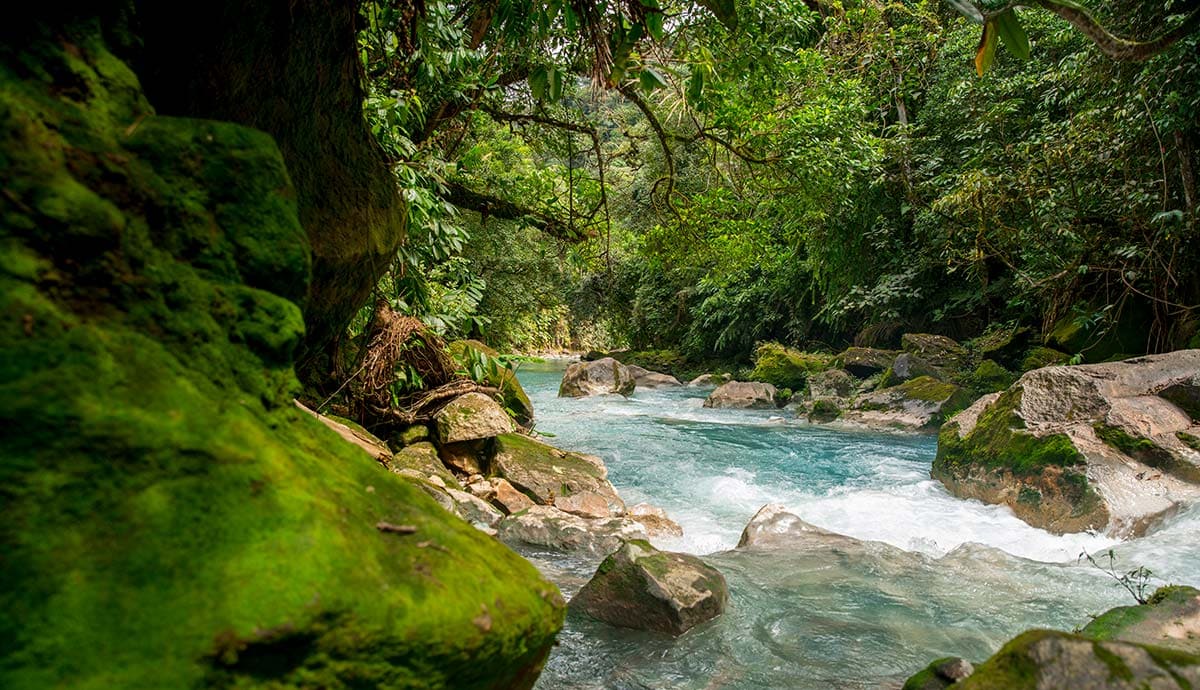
[559,358,637,397]
[1081,586,1200,655]
[946,630,1200,689]
[627,365,683,389]
[498,506,648,555]
[838,376,974,432]
[704,381,779,409]
[933,350,1200,536]
[491,433,625,514]
[435,392,514,444]
[570,540,728,635]
[841,347,897,378]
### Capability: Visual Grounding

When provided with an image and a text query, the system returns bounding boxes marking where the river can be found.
[514,360,1200,689]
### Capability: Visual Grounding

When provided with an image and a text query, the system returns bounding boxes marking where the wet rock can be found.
[737,504,863,549]
[389,442,462,490]
[491,433,625,514]
[570,540,727,636]
[839,376,974,432]
[555,491,613,519]
[559,357,636,397]
[498,506,647,555]
[435,392,514,444]
[627,365,683,389]
[950,629,1200,689]
[840,347,898,378]
[1082,585,1200,655]
[703,381,778,409]
[448,488,504,528]
[807,398,842,423]
[902,657,975,690]
[807,369,856,399]
[934,350,1200,536]
[491,478,536,515]
[628,503,684,538]
[688,372,733,388]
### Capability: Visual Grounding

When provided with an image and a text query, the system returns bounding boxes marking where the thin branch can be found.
[1033,0,1200,61]
[618,84,682,223]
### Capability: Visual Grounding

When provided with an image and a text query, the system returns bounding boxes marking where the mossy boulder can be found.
[934,351,1200,536]
[491,433,623,513]
[807,368,856,398]
[901,657,974,690]
[1081,586,1200,655]
[969,325,1032,368]
[389,442,462,490]
[0,23,562,689]
[435,392,515,445]
[840,376,975,432]
[570,540,728,636]
[748,342,832,390]
[1021,346,1071,372]
[901,333,969,371]
[703,381,779,409]
[969,359,1016,394]
[808,398,843,423]
[559,357,636,397]
[449,340,534,426]
[840,346,898,378]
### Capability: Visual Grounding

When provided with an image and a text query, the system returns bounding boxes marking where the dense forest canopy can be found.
[352,0,1199,370]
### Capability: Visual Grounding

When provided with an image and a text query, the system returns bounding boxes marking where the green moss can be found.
[897,376,958,402]
[748,342,833,390]
[970,359,1015,394]
[1017,486,1042,506]
[1,24,561,689]
[809,398,842,422]
[1094,424,1200,482]
[1091,642,1134,681]
[1020,346,1070,372]
[1094,423,1159,456]
[901,657,959,690]
[954,629,1049,689]
[1178,431,1200,452]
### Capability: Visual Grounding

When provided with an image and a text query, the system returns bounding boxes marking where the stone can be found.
[439,440,488,476]
[570,540,728,636]
[902,657,975,690]
[491,478,536,515]
[688,373,733,388]
[628,503,684,538]
[491,433,625,514]
[1021,346,1071,372]
[838,376,974,432]
[555,491,613,519]
[467,478,495,500]
[388,442,462,490]
[737,504,865,550]
[448,488,504,528]
[1081,586,1200,655]
[448,340,535,426]
[807,369,856,398]
[498,506,648,556]
[840,347,898,378]
[434,392,514,444]
[627,365,683,389]
[807,398,842,423]
[558,357,636,397]
[934,350,1200,536]
[396,424,431,446]
[901,333,968,370]
[891,352,944,382]
[703,381,779,409]
[749,342,833,390]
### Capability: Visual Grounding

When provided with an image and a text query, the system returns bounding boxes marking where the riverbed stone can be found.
[390,441,462,490]
[737,504,863,549]
[570,540,728,636]
[559,358,636,397]
[448,488,504,528]
[704,381,778,409]
[627,365,683,389]
[435,392,514,444]
[498,506,647,555]
[555,491,613,519]
[491,478,536,515]
[491,433,624,513]
[902,657,975,690]
[933,350,1200,537]
[439,439,489,476]
[688,372,733,388]
[628,503,684,538]
[807,368,856,398]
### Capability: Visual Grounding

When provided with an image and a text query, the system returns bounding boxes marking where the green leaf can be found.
[944,0,984,24]
[686,70,705,105]
[994,9,1030,60]
[696,0,737,30]
[529,66,548,100]
[639,67,669,93]
[549,67,564,102]
[646,10,665,41]
[975,20,998,76]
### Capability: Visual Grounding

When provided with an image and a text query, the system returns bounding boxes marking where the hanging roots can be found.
[351,301,498,428]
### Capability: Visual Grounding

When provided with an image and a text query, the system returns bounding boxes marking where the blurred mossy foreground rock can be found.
[570,540,728,636]
[0,18,562,690]
[559,357,636,397]
[934,351,1200,537]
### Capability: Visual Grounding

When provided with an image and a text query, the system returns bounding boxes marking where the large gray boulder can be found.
[570,540,727,635]
[737,504,867,550]
[626,365,682,389]
[434,392,514,444]
[934,350,1200,537]
[498,506,647,556]
[491,433,625,514]
[559,357,636,397]
[837,376,974,432]
[703,381,778,409]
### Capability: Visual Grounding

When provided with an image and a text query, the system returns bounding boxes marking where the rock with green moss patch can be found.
[902,333,969,371]
[902,657,975,690]
[390,441,463,490]
[397,423,432,446]
[949,629,1200,689]
[491,433,624,513]
[688,372,733,388]
[839,376,975,432]
[0,23,562,689]
[891,352,947,383]
[1021,346,1071,372]
[570,540,728,636]
[435,392,515,445]
[498,505,648,556]
[969,359,1015,394]
[1081,586,1200,655]
[934,351,1200,537]
[808,398,843,423]
[748,342,832,390]
[704,381,779,409]
[808,369,856,398]
[559,357,636,397]
[840,347,898,378]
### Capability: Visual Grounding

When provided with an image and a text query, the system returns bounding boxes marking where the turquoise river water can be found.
[514,360,1200,689]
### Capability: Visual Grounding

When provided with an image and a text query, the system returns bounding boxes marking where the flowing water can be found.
[514,360,1200,689]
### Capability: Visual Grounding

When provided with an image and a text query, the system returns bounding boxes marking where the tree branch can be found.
[618,84,681,222]
[442,180,582,240]
[1032,1,1200,60]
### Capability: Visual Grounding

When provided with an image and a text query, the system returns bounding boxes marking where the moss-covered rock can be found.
[969,359,1015,394]
[491,433,623,513]
[748,342,832,390]
[1020,345,1071,372]
[901,333,968,371]
[840,376,975,432]
[0,22,562,689]
[839,346,898,378]
[390,442,463,490]
[901,657,974,690]
[1081,585,1200,655]
[570,540,728,636]
[435,391,515,445]
[449,340,535,426]
[808,398,842,423]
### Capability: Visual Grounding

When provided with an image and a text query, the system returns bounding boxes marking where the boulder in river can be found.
[570,540,728,636]
[491,433,625,514]
[748,342,833,390]
[902,657,975,690]
[687,372,732,388]
[933,350,1200,536]
[1081,585,1200,655]
[737,503,865,550]
[626,365,683,389]
[703,381,778,409]
[807,368,856,399]
[838,376,974,432]
[840,346,897,378]
[627,503,684,538]
[434,392,514,444]
[559,357,636,397]
[498,505,647,555]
